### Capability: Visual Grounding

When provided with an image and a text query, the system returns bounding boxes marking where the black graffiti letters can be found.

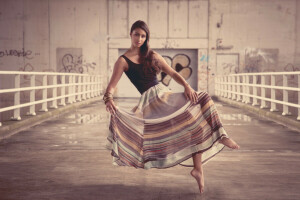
[0,49,33,59]
[61,54,96,74]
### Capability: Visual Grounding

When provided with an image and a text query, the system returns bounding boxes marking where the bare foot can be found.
[220,137,240,149]
[190,168,204,194]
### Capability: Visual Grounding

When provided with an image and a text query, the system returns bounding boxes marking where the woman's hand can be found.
[105,100,117,115]
[184,85,198,104]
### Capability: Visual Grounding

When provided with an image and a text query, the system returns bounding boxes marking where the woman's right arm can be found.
[104,57,127,115]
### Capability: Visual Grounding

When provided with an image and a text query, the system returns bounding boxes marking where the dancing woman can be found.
[103,20,240,194]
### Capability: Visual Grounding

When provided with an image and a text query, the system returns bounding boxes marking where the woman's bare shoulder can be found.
[152,50,159,56]
[152,50,163,61]
[115,55,128,71]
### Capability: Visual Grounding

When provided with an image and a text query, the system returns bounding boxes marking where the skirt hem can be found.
[106,129,227,170]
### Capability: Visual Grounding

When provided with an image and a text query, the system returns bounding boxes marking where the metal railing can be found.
[215,72,300,121]
[0,71,103,126]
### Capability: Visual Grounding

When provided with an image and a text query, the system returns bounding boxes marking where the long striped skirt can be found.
[107,83,228,169]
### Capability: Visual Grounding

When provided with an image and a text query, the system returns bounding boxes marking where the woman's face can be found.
[130,28,147,48]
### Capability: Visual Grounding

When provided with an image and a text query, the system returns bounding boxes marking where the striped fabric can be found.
[107,83,228,169]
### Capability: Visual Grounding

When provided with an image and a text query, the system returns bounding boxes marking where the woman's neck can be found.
[129,46,140,55]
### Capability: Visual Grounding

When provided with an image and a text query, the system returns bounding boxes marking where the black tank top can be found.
[121,55,159,94]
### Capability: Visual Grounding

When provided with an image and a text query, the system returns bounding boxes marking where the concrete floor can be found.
[0,99,300,200]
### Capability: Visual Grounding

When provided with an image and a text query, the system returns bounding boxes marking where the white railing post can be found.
[82,76,87,100]
[270,75,278,112]
[95,76,98,96]
[12,74,21,120]
[232,76,236,100]
[96,76,100,96]
[224,76,228,98]
[212,71,300,121]
[99,76,102,95]
[97,76,100,96]
[222,76,226,97]
[72,75,76,103]
[73,75,76,102]
[71,75,74,103]
[7,70,300,125]
[67,75,72,104]
[0,71,105,127]
[215,76,219,96]
[245,75,250,104]
[93,76,96,97]
[228,76,232,99]
[40,75,48,112]
[101,75,104,94]
[96,76,99,96]
[252,75,259,106]
[26,74,36,116]
[73,75,78,102]
[87,76,91,99]
[91,76,94,98]
[298,74,300,120]
[227,76,230,98]
[91,76,95,98]
[50,75,58,109]
[218,76,221,96]
[282,74,290,115]
[237,75,241,101]
[77,75,82,101]
[242,75,246,103]
[260,75,267,108]
[59,75,66,106]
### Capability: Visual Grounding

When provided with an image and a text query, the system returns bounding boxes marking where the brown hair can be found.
[130,20,160,74]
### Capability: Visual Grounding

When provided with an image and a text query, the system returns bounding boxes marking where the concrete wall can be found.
[208,0,299,94]
[0,0,299,115]
[295,0,300,66]
[0,0,107,121]
[0,0,106,74]
[1,0,298,89]
[107,0,209,97]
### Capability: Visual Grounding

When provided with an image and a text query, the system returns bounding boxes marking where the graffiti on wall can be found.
[198,51,209,92]
[0,49,34,59]
[157,54,192,86]
[57,48,96,74]
[0,48,43,100]
[284,63,300,81]
[200,54,209,62]
[61,54,96,73]
[244,48,278,73]
[216,54,239,75]
[18,63,54,100]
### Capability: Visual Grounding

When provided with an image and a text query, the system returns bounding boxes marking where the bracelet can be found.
[103,92,113,104]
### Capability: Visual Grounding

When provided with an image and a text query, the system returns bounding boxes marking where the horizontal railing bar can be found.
[215,88,300,108]
[0,82,102,94]
[215,71,300,76]
[0,89,102,113]
[0,70,104,126]
[0,71,103,76]
[0,84,69,93]
[215,82,300,91]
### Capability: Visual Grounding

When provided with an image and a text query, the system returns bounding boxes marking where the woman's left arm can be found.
[153,52,198,103]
